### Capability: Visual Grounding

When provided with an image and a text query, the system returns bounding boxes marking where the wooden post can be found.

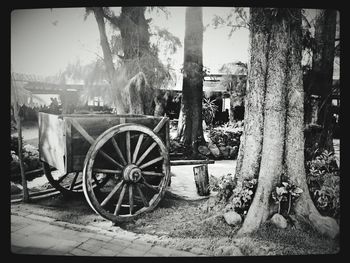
[193,164,210,196]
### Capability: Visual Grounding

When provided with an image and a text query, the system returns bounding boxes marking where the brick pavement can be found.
[10,208,199,257]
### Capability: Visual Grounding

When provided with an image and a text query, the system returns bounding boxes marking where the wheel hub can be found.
[123,164,142,183]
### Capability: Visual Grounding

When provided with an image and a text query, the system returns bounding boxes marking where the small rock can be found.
[270,213,288,229]
[223,211,242,226]
[190,247,206,255]
[208,143,221,158]
[216,245,244,256]
[198,145,211,156]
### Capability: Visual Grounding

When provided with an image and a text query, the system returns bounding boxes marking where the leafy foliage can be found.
[210,174,258,217]
[211,7,249,37]
[226,178,258,216]
[11,136,41,175]
[271,180,303,216]
[306,150,340,218]
[209,122,243,148]
[202,98,218,126]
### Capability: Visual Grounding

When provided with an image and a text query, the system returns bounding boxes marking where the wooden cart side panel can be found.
[65,115,169,172]
[64,118,72,174]
[38,112,66,174]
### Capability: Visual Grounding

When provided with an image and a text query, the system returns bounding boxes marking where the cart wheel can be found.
[83,123,170,223]
[42,162,108,197]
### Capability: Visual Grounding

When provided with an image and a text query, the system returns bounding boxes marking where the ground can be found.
[19,191,340,256]
[11,120,340,256]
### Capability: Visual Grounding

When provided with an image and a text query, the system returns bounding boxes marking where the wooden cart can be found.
[39,112,170,223]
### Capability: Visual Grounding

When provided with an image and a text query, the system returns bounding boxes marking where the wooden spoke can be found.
[82,122,170,222]
[132,133,144,164]
[129,184,134,215]
[98,150,124,169]
[101,181,124,207]
[72,180,83,189]
[142,180,160,192]
[141,171,164,177]
[126,131,131,164]
[135,185,149,207]
[93,168,122,174]
[136,142,157,166]
[69,172,79,190]
[114,183,127,215]
[111,137,127,165]
[57,173,70,184]
[139,156,164,170]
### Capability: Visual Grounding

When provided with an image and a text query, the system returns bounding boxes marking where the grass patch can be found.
[30,191,340,256]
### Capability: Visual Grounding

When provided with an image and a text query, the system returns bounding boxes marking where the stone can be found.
[270,213,288,229]
[223,211,242,226]
[198,145,211,156]
[215,246,244,256]
[208,143,221,158]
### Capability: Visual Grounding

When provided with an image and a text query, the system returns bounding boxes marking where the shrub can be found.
[271,179,303,216]
[202,98,218,127]
[10,135,41,175]
[306,150,340,218]
[210,173,257,217]
[226,178,257,216]
[209,122,243,148]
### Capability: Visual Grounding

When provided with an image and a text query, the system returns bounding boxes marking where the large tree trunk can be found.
[176,7,205,154]
[234,9,270,181]
[119,7,150,61]
[285,13,339,238]
[237,9,339,239]
[304,10,337,157]
[92,7,153,115]
[238,9,289,232]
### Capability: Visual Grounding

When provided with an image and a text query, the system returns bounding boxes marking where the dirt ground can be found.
[27,190,340,256]
[12,121,340,256]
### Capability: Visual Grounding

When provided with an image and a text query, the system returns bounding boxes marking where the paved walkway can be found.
[10,207,198,257]
[169,160,236,200]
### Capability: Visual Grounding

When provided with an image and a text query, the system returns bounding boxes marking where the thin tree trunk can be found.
[93,7,115,82]
[176,7,205,154]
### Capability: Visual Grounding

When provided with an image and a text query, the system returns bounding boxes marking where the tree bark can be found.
[92,7,154,115]
[235,9,270,181]
[119,7,151,61]
[93,7,115,83]
[285,12,339,238]
[238,10,289,233]
[176,7,205,154]
[236,9,339,239]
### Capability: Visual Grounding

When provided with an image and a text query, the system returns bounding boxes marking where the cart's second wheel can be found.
[83,123,170,223]
[42,162,108,197]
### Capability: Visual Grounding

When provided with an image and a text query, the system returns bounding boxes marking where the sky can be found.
[11,7,250,78]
